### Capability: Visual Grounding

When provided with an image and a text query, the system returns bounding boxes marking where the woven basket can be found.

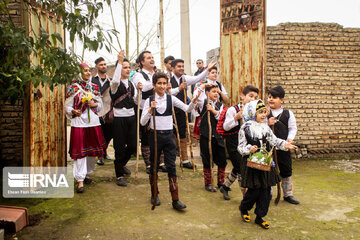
[247,161,271,172]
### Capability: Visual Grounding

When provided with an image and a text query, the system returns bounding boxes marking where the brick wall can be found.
[0,0,23,27]
[0,101,23,167]
[266,23,360,158]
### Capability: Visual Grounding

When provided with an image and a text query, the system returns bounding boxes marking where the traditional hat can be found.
[243,100,266,122]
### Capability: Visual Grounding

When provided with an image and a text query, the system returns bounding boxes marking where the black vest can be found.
[267,109,290,140]
[110,81,135,109]
[200,99,224,145]
[91,76,111,95]
[149,94,172,116]
[140,71,153,100]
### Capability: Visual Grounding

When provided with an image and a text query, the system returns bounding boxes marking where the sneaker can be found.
[116,177,127,187]
[97,158,104,165]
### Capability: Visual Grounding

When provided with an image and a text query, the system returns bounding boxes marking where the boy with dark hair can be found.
[132,51,166,173]
[164,55,175,75]
[140,72,201,210]
[196,83,227,192]
[110,51,140,187]
[267,86,300,205]
[170,59,216,169]
[220,85,259,200]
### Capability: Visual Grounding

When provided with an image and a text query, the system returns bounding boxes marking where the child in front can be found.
[238,100,297,229]
[140,72,200,210]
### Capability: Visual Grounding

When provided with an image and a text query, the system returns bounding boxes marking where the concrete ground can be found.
[2,143,360,240]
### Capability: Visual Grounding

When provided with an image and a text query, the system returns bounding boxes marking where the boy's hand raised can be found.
[149,101,157,114]
[192,89,202,103]
[117,50,125,64]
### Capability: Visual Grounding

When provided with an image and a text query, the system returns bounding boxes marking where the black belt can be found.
[150,129,172,134]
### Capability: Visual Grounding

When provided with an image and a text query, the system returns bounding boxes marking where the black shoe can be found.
[116,177,127,187]
[151,196,161,206]
[97,158,104,165]
[205,184,217,192]
[146,167,151,174]
[76,186,84,193]
[172,200,186,210]
[220,186,230,200]
[183,162,194,169]
[84,178,92,185]
[159,165,168,172]
[123,166,131,177]
[284,196,300,204]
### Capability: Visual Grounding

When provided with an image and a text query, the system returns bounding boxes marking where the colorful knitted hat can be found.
[243,100,266,122]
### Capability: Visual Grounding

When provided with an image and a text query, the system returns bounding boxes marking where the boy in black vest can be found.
[196,83,227,192]
[267,86,300,205]
[91,57,113,165]
[170,59,216,169]
[220,85,259,200]
[110,51,141,187]
[132,51,166,173]
[140,72,201,210]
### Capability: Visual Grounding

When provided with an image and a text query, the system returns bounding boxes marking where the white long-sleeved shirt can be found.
[132,68,155,109]
[140,93,195,130]
[170,70,208,96]
[110,63,138,117]
[66,95,102,127]
[193,78,228,105]
[223,103,243,131]
[196,95,223,121]
[270,106,297,140]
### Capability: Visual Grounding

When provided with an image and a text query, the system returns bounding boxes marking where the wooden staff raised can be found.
[151,90,158,210]
[271,125,281,205]
[183,87,196,172]
[135,89,141,179]
[206,92,215,191]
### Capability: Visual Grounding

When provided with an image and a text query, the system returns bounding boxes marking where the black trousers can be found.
[174,109,187,139]
[100,117,113,146]
[149,131,177,178]
[200,135,227,169]
[240,187,271,218]
[113,116,137,177]
[276,150,292,178]
[139,110,150,146]
[225,134,242,176]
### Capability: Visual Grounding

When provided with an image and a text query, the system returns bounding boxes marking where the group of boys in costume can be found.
[65,50,300,229]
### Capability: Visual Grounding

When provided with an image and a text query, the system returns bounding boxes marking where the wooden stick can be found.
[271,125,281,205]
[184,89,196,172]
[206,92,214,191]
[135,89,141,179]
[169,89,183,172]
[151,90,158,210]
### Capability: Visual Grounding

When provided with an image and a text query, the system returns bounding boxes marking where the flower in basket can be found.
[81,92,93,123]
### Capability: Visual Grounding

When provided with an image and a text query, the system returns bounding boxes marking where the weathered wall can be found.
[0,101,23,167]
[266,22,360,158]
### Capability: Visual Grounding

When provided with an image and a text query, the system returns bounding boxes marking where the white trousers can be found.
[73,156,96,182]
